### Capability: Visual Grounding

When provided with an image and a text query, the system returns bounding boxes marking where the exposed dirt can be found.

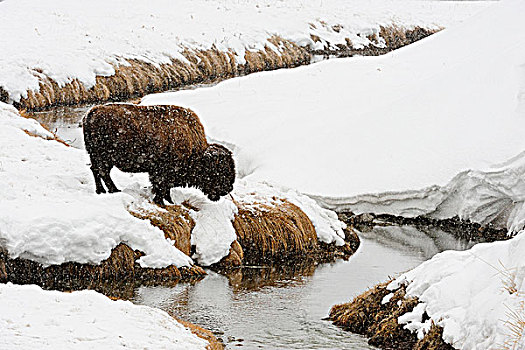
[329,282,454,350]
[338,211,509,243]
[0,244,206,298]
[330,209,510,349]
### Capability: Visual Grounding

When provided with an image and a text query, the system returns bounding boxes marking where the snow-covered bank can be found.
[0,283,209,350]
[0,101,348,271]
[0,0,487,106]
[142,0,525,231]
[0,102,191,268]
[316,150,525,235]
[158,179,346,266]
[386,230,525,350]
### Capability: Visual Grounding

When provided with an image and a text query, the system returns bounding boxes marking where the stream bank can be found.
[4,26,436,111]
[133,224,473,349]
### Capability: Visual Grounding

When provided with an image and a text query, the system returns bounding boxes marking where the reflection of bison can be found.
[83,104,235,204]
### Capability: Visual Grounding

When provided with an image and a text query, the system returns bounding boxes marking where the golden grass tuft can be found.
[215,240,244,269]
[19,109,71,147]
[13,36,310,111]
[414,322,455,350]
[176,318,225,350]
[130,204,194,255]
[232,198,319,265]
[131,202,210,255]
[330,281,393,334]
[330,280,454,350]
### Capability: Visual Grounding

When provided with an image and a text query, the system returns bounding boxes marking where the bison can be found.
[83,103,235,204]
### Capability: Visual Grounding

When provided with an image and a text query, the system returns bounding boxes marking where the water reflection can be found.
[358,224,475,260]
[133,225,473,349]
[30,105,90,149]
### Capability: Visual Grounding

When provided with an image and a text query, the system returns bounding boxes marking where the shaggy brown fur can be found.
[83,104,235,204]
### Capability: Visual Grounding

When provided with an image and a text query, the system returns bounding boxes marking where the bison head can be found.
[198,144,235,201]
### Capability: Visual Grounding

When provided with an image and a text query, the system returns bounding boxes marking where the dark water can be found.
[132,226,474,350]
[30,105,90,149]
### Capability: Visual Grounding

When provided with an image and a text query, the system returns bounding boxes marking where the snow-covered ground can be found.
[140,2,525,347]
[0,283,208,350]
[386,230,525,350]
[0,102,192,268]
[142,0,525,232]
[0,102,344,267]
[0,0,488,102]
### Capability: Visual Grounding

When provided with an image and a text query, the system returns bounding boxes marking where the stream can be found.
[133,225,472,349]
[30,107,475,349]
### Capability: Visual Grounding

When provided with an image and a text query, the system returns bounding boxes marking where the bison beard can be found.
[83,104,235,204]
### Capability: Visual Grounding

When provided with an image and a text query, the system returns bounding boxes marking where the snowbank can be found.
[316,150,525,235]
[0,283,208,350]
[0,102,347,268]
[142,0,525,228]
[387,231,525,350]
[164,179,346,266]
[0,102,192,268]
[0,0,487,102]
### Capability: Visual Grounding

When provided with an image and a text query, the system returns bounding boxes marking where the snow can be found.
[0,102,346,267]
[142,0,525,229]
[0,0,488,102]
[163,179,346,266]
[233,179,346,246]
[0,283,208,350]
[0,102,192,268]
[387,231,525,350]
[168,186,239,266]
[318,150,525,234]
[142,3,525,347]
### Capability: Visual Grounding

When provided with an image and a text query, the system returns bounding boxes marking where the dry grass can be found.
[19,109,71,147]
[14,36,309,111]
[330,281,393,334]
[414,322,455,350]
[0,242,205,294]
[177,319,225,350]
[130,204,194,255]
[311,24,439,57]
[232,198,319,265]
[502,301,525,350]
[11,27,435,110]
[330,281,452,350]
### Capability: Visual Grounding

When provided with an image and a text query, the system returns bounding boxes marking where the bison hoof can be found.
[96,188,106,194]
[207,194,220,201]
[153,195,165,206]
[108,188,121,193]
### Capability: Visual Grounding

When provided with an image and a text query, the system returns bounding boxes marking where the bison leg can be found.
[149,174,163,205]
[149,172,170,205]
[152,190,165,205]
[90,165,106,194]
[163,189,174,204]
[100,168,120,193]
[92,160,120,194]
